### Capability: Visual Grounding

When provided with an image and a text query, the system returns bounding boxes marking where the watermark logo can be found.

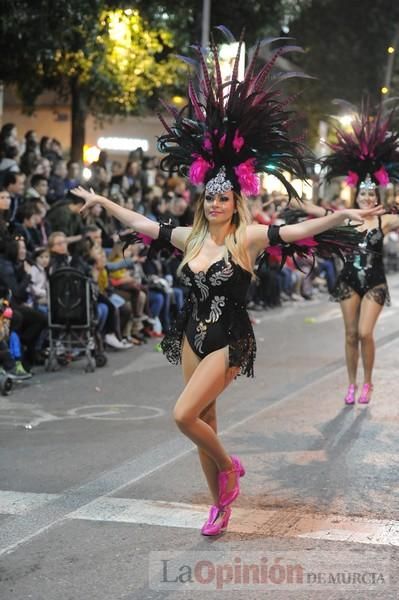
[149,550,390,591]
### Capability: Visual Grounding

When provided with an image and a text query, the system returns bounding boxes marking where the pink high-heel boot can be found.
[201,505,232,536]
[358,383,373,404]
[218,455,245,508]
[344,384,357,405]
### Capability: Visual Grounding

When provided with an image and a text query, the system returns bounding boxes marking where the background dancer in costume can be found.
[72,32,383,536]
[290,105,399,405]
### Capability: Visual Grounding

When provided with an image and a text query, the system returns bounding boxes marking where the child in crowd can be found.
[30,246,50,311]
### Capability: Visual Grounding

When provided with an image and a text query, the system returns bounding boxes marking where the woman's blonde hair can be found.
[178,191,253,275]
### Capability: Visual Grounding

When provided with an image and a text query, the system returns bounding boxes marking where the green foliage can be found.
[0,1,184,116]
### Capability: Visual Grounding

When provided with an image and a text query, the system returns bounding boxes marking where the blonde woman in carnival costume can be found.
[72,31,383,535]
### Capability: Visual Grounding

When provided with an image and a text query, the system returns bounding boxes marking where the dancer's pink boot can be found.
[344,384,357,405]
[200,505,232,536]
[218,455,245,508]
[358,383,373,404]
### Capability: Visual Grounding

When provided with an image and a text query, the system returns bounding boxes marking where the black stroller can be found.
[45,267,107,372]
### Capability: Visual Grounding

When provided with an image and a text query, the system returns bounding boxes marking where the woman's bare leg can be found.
[181,338,219,503]
[178,338,239,503]
[340,293,361,384]
[358,294,383,383]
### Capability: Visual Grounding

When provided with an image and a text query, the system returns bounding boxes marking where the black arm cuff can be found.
[158,221,174,243]
[267,224,285,246]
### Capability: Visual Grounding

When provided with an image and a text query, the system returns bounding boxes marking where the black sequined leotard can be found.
[331,216,390,306]
[158,224,256,377]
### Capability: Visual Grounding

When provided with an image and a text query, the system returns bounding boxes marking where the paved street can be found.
[2,276,399,599]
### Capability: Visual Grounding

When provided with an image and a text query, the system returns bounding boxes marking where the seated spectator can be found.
[48,159,67,204]
[0,188,11,237]
[0,288,31,381]
[0,144,20,185]
[124,159,144,191]
[88,165,109,196]
[90,245,134,348]
[84,224,103,249]
[39,136,52,159]
[146,196,167,222]
[109,161,129,201]
[0,123,18,149]
[107,242,148,341]
[14,202,43,254]
[163,194,189,227]
[31,200,51,247]
[20,131,40,176]
[46,194,85,248]
[34,157,52,180]
[30,246,50,311]
[48,231,90,276]
[25,174,49,209]
[3,172,25,224]
[0,237,47,368]
[64,161,81,192]
[84,203,116,248]
[92,150,110,173]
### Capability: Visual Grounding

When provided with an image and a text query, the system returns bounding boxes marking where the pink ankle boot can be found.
[218,455,245,508]
[201,505,232,536]
[344,384,357,405]
[358,383,373,404]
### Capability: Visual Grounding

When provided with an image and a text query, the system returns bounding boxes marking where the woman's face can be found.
[17,240,26,261]
[0,191,11,211]
[203,190,236,224]
[37,251,50,269]
[356,187,378,209]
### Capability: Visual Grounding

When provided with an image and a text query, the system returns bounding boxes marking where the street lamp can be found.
[338,114,353,127]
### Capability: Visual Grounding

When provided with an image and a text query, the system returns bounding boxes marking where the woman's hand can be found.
[70,187,103,213]
[343,205,385,224]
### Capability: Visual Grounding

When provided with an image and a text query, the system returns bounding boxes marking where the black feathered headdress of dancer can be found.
[120,29,366,268]
[322,102,399,193]
[157,27,310,200]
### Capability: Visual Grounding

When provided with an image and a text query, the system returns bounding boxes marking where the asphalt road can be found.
[1,275,399,599]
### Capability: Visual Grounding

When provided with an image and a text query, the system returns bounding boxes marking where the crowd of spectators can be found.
[0,121,397,386]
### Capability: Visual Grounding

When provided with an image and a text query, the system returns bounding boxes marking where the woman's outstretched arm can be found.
[71,187,191,251]
[247,205,385,257]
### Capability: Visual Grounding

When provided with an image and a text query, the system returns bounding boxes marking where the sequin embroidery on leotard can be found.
[331,217,390,306]
[160,255,256,377]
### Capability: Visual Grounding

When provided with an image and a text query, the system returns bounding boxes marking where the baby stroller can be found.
[45,267,107,372]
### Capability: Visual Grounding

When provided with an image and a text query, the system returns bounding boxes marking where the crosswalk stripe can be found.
[2,491,398,547]
[65,497,399,546]
[0,491,60,515]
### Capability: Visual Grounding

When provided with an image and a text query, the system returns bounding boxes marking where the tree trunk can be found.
[70,78,87,163]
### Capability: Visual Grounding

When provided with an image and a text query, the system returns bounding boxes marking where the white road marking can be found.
[2,491,399,547]
[0,402,165,429]
[0,491,60,515]
[66,404,165,421]
[72,498,399,546]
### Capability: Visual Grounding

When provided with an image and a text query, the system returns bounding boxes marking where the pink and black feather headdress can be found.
[322,103,399,190]
[157,27,310,199]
